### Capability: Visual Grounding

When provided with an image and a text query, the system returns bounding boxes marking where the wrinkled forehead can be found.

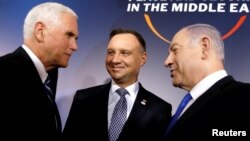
[169,29,188,50]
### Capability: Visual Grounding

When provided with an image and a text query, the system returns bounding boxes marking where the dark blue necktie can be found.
[109,88,129,141]
[44,77,55,100]
[165,93,192,135]
[44,76,62,133]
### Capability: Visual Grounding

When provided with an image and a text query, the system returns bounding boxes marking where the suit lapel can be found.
[121,83,149,132]
[175,76,235,127]
[95,83,111,139]
[15,47,62,132]
[128,86,148,121]
[48,68,58,94]
[13,47,43,83]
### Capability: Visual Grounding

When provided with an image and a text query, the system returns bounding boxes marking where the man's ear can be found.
[140,51,147,66]
[200,36,211,60]
[34,22,45,42]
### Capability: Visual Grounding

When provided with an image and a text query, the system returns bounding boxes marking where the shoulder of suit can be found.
[139,84,172,107]
[74,83,109,98]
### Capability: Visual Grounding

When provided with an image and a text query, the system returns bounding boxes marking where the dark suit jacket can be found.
[165,76,250,140]
[0,47,61,140]
[63,82,172,141]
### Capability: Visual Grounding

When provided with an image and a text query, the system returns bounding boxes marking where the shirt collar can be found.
[22,44,48,83]
[190,70,228,100]
[110,81,139,96]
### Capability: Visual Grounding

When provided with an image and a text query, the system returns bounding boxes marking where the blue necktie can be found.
[109,88,129,141]
[44,77,55,100]
[44,76,62,133]
[165,93,192,135]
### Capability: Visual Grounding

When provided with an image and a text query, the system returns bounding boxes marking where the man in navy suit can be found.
[164,23,250,140]
[0,2,79,140]
[63,28,172,141]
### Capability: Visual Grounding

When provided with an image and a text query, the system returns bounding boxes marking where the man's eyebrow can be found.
[66,31,78,40]
[169,43,177,50]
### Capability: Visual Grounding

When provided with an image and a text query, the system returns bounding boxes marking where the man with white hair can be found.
[164,23,250,140]
[0,2,79,139]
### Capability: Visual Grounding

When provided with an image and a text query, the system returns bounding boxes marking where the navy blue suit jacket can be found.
[63,82,172,141]
[165,76,250,140]
[0,47,61,139]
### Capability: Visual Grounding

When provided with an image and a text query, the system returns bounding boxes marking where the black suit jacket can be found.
[63,82,172,141]
[0,47,61,140]
[165,76,250,140]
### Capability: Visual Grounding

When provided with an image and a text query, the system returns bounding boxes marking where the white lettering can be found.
[239,3,249,13]
[212,129,218,136]
[143,3,168,12]
[171,3,226,12]
[127,3,140,12]
[212,129,247,136]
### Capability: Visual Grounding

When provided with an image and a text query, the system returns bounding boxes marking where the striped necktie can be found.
[44,76,62,133]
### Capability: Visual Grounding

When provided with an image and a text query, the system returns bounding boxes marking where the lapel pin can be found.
[141,99,147,105]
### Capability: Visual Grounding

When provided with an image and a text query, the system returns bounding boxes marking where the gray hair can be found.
[23,2,78,39]
[184,23,224,61]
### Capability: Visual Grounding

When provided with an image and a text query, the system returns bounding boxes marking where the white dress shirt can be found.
[180,70,228,117]
[22,44,48,83]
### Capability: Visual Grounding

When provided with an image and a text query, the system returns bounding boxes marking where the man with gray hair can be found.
[164,23,250,140]
[0,2,79,139]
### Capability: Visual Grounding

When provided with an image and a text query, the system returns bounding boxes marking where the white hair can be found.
[23,2,78,39]
[184,23,225,61]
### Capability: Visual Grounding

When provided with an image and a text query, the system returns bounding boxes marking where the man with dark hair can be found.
[63,28,172,141]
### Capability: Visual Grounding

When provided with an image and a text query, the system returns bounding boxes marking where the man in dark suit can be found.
[164,23,250,140]
[63,28,172,141]
[0,2,79,140]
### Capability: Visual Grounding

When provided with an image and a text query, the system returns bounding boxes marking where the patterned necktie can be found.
[44,76,62,133]
[44,77,55,100]
[165,93,192,135]
[109,88,129,141]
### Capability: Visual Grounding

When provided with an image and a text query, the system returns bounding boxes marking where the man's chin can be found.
[59,62,68,68]
[172,81,180,88]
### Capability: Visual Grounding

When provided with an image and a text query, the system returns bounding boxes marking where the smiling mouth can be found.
[113,68,121,71]
[112,66,124,71]
[64,53,71,57]
[170,69,176,77]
